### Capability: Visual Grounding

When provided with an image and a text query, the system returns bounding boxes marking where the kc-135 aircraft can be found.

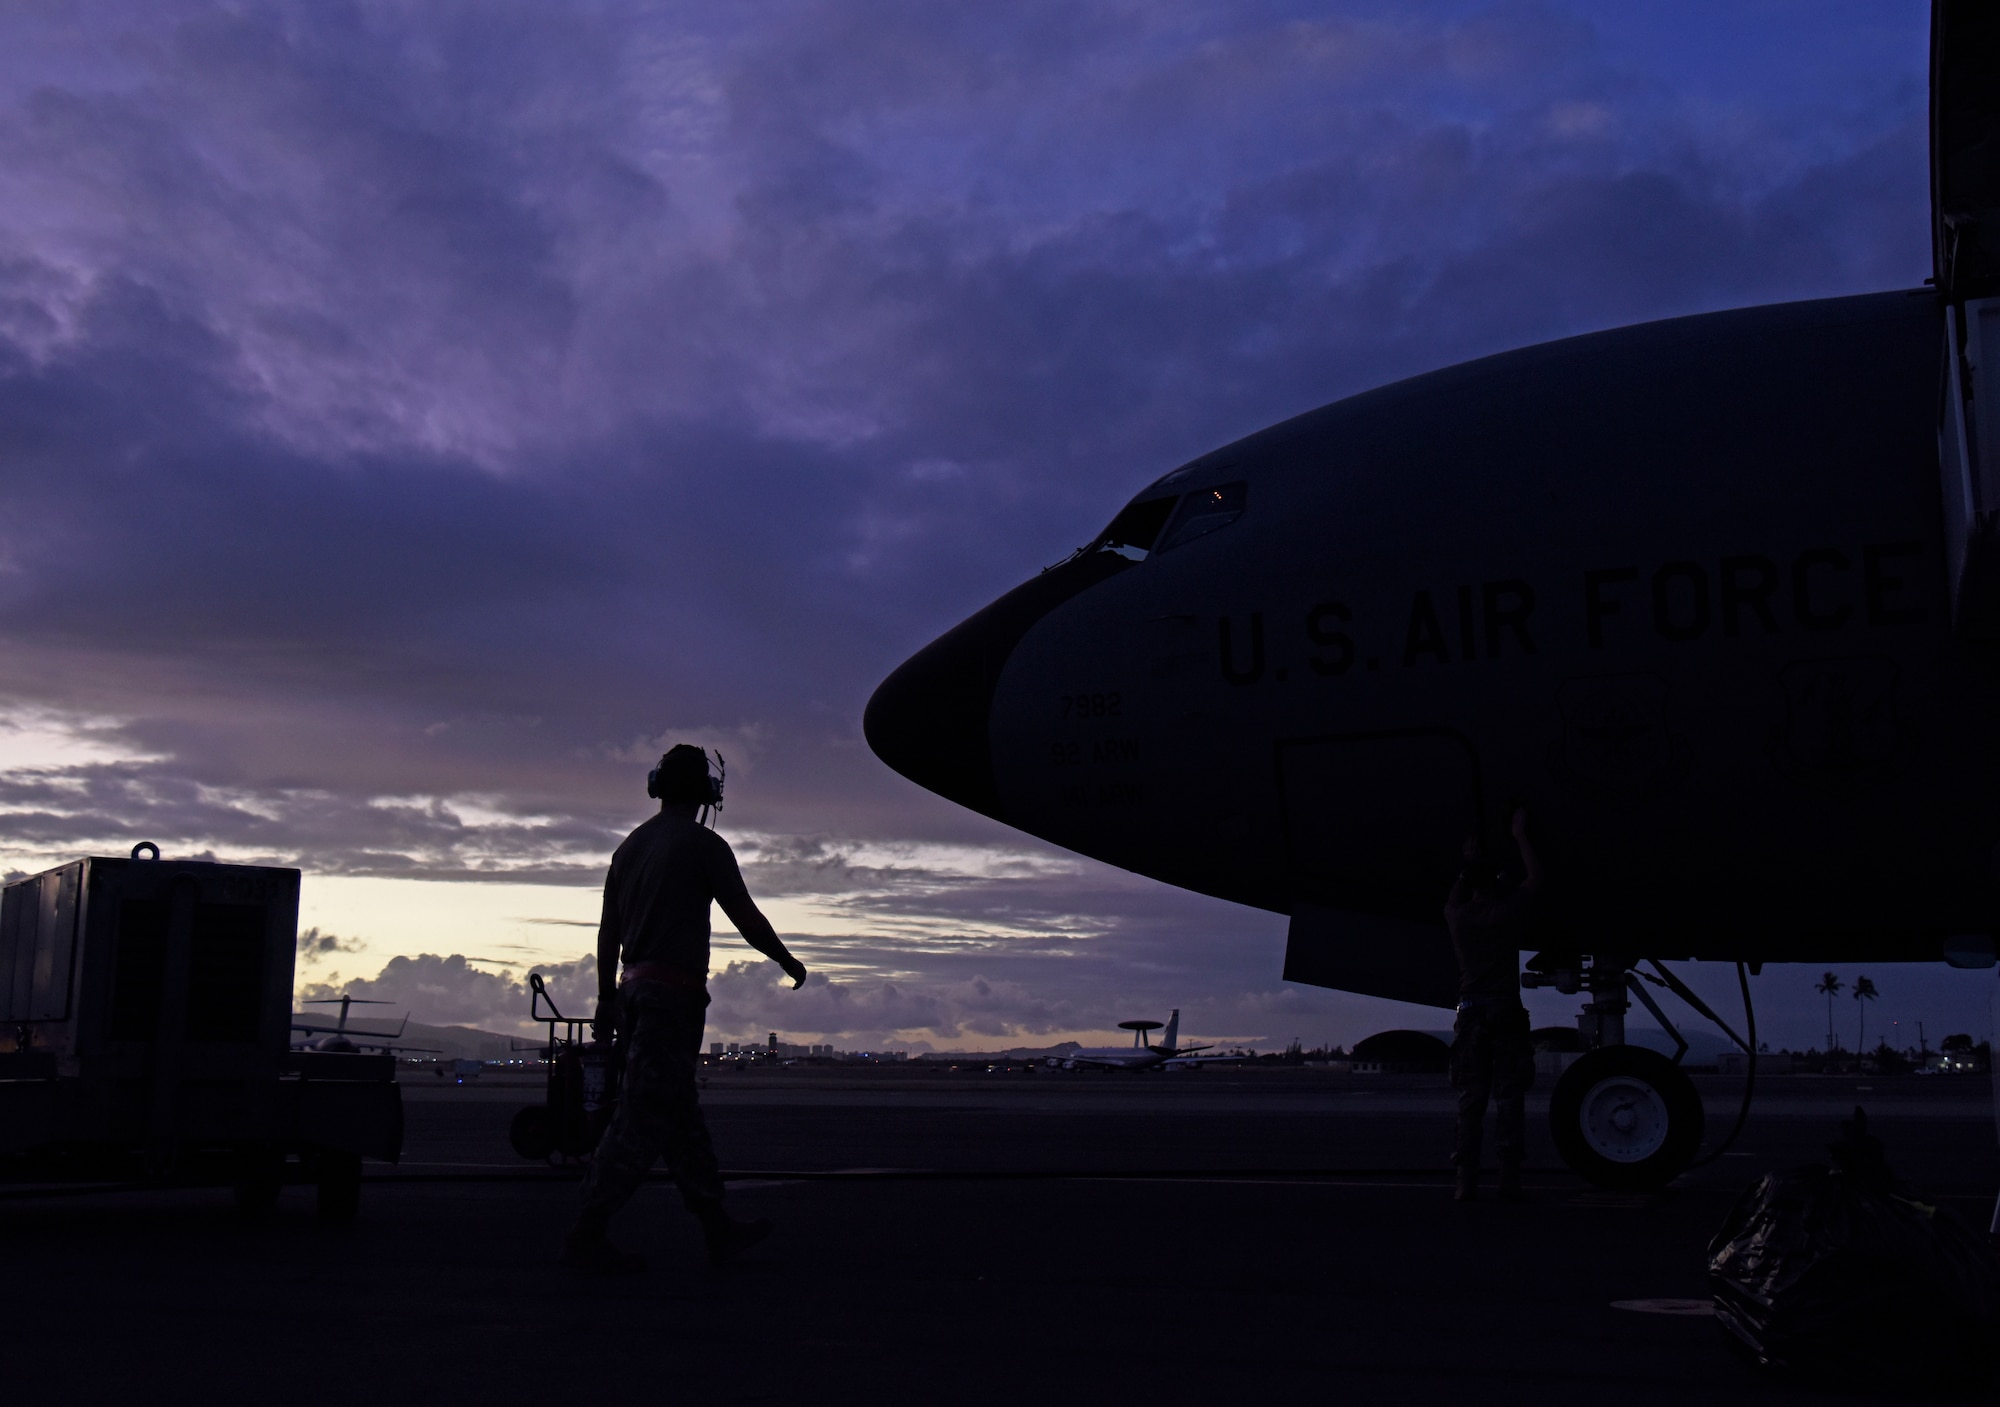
[867,3,2000,1188]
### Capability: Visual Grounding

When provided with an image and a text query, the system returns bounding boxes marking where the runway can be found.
[8,1068,1995,1404]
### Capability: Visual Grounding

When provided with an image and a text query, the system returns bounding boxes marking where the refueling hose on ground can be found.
[1687,960,1758,1171]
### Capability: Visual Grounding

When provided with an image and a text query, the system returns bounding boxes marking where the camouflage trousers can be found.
[577,980,725,1221]
[1450,999,1535,1170]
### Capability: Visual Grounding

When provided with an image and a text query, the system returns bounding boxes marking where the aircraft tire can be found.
[509,1104,555,1160]
[314,1149,363,1224]
[1548,1046,1704,1190]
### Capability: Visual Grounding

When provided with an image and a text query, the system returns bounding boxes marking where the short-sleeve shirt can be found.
[597,814,754,976]
[1444,885,1531,1004]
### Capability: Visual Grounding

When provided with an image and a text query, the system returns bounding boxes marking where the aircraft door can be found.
[1933,0,2000,635]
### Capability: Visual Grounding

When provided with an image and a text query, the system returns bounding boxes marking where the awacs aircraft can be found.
[1050,1010,1209,1070]
[868,3,2000,1190]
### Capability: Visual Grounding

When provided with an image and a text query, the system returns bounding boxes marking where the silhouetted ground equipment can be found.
[0,846,401,1221]
[508,972,618,1162]
[1707,1107,2000,1395]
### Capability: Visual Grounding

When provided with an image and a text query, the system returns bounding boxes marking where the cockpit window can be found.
[1092,495,1180,561]
[1153,481,1246,553]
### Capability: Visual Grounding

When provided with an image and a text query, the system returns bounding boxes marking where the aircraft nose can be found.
[865,618,1006,819]
[865,552,1133,820]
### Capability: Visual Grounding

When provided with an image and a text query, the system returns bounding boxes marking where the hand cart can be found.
[507,973,619,1161]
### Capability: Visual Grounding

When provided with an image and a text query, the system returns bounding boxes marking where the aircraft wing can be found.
[289,1016,409,1040]
[290,1038,440,1055]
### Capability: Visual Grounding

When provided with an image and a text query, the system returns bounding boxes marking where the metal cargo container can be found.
[0,846,401,1219]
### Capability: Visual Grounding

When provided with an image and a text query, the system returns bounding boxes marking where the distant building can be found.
[710,1042,724,1057]
[1351,1030,1451,1075]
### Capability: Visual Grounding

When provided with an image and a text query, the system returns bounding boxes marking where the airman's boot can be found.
[695,1202,773,1266]
[1497,1159,1528,1203]
[1454,1165,1479,1202]
[561,1207,646,1275]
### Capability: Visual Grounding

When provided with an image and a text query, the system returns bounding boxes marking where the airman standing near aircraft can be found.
[1444,807,1541,1203]
[562,744,808,1273]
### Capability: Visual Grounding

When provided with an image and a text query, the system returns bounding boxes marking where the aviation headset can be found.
[647,744,725,824]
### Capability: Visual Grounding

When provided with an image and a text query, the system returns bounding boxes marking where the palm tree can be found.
[1852,975,1879,1053]
[1814,972,1844,1052]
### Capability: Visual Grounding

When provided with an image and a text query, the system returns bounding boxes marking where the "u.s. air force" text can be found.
[1216,541,1926,685]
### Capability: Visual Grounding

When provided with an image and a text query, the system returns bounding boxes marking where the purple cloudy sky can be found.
[0,0,1990,1052]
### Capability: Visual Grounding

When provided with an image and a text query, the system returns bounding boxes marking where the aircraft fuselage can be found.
[868,291,1996,988]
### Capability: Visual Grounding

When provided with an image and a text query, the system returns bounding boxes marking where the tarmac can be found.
[6,1067,1996,1404]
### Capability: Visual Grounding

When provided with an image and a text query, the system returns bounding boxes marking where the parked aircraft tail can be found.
[1162,1008,1179,1053]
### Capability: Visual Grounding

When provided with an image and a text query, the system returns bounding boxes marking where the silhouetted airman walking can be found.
[562,744,807,1272]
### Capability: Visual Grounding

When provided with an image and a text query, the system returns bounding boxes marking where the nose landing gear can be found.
[1549,1044,1705,1189]
[1524,955,1748,1190]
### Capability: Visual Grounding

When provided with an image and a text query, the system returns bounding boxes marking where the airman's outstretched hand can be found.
[780,956,808,990]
